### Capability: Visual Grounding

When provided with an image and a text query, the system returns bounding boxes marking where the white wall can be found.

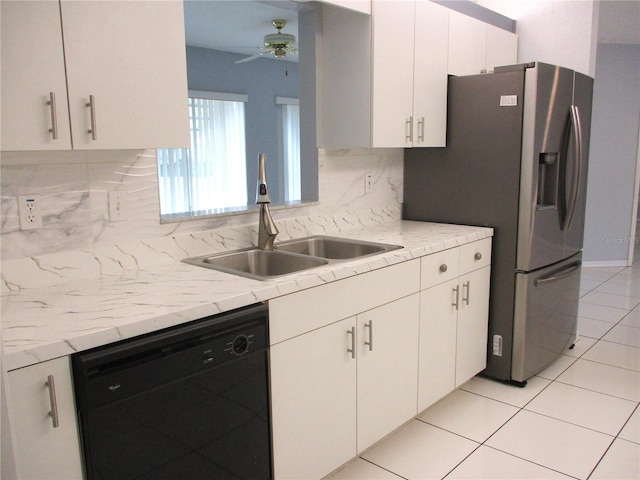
[478,0,600,76]
[583,43,640,264]
[479,0,640,265]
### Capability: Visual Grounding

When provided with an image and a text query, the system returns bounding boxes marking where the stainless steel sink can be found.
[183,236,402,281]
[275,235,402,260]
[182,248,329,281]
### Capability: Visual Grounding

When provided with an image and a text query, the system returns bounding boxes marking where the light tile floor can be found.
[328,262,640,480]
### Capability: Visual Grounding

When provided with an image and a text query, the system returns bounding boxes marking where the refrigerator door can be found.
[511,252,581,383]
[563,71,593,258]
[517,63,576,272]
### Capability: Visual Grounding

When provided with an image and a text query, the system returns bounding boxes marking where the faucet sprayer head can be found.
[256,152,271,204]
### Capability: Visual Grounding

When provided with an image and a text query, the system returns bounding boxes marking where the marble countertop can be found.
[2,220,493,371]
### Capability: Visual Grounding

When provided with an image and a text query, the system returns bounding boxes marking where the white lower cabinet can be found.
[5,357,83,480]
[356,295,419,452]
[270,294,420,479]
[418,278,459,409]
[418,239,492,412]
[269,260,420,480]
[270,316,357,480]
[455,266,491,386]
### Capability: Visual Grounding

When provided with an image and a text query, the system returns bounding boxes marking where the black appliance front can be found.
[72,303,272,480]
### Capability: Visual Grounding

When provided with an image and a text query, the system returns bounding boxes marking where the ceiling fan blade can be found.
[235,53,263,64]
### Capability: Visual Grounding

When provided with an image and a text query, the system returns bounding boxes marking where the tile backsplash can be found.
[1,146,403,264]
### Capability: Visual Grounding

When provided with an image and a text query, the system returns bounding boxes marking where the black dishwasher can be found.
[72,303,272,480]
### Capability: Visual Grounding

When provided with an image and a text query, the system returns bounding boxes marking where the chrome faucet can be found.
[256,153,279,250]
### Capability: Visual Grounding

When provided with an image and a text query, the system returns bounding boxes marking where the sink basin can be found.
[182,249,329,281]
[183,236,402,281]
[275,235,402,260]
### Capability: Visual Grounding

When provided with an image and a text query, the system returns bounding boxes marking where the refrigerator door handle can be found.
[562,105,583,231]
[534,260,581,287]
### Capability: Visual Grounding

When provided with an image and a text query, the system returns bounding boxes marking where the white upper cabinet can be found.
[370,1,416,148]
[320,1,517,148]
[412,0,449,147]
[371,0,449,148]
[448,10,518,76]
[60,1,190,150]
[1,0,190,151]
[1,1,72,150]
[319,0,449,148]
[486,23,519,72]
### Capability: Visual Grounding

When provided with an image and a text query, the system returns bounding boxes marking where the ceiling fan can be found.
[235,19,298,64]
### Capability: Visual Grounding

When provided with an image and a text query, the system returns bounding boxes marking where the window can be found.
[157,91,248,220]
[276,97,301,203]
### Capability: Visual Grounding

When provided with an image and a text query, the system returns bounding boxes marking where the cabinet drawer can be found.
[269,260,420,344]
[420,247,459,290]
[459,238,492,273]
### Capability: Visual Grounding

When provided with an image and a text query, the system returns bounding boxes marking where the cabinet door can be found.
[486,24,518,72]
[456,266,491,387]
[1,1,72,150]
[6,357,83,480]
[60,0,189,149]
[448,11,487,76]
[270,317,357,480]
[357,294,419,452]
[413,0,448,147]
[371,0,415,147]
[418,280,458,412]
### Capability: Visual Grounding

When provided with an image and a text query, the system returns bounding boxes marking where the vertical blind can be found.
[157,92,248,219]
[276,97,301,203]
[158,92,301,220]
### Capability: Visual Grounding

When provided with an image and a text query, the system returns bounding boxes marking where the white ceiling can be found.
[184,0,300,60]
[597,0,640,45]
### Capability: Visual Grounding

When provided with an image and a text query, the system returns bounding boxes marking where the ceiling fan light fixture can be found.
[263,19,296,56]
[235,18,297,64]
[264,32,296,47]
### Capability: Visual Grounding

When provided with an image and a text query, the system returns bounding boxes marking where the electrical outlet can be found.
[108,191,128,222]
[364,172,373,194]
[18,195,43,230]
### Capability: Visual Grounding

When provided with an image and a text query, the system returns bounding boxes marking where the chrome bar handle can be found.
[45,375,60,428]
[452,285,460,311]
[364,320,373,351]
[563,105,582,231]
[417,116,425,143]
[347,326,356,359]
[47,92,59,140]
[86,95,97,140]
[406,116,413,143]
[462,281,470,306]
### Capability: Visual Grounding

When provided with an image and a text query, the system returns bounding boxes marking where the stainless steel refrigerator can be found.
[404,62,593,385]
